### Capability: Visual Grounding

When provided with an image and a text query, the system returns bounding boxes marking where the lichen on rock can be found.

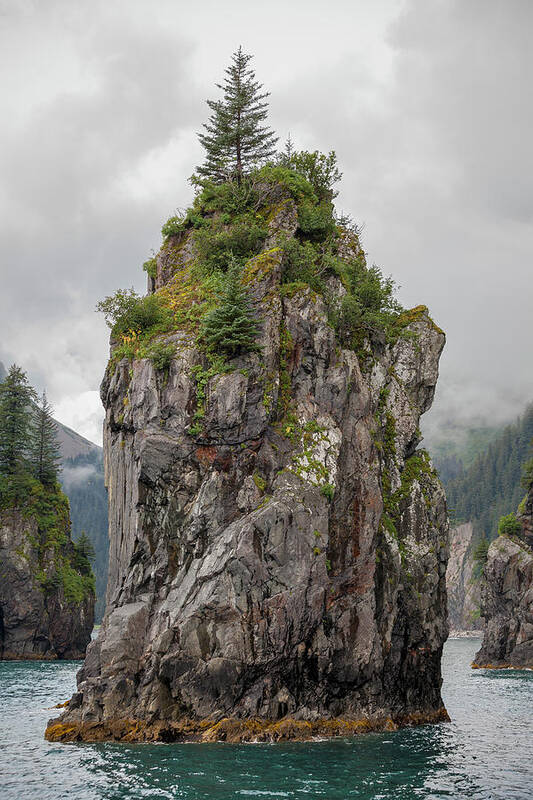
[47,168,449,742]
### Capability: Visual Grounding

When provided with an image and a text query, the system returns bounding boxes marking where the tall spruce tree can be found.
[0,364,37,475]
[197,47,278,183]
[200,259,259,357]
[31,391,61,485]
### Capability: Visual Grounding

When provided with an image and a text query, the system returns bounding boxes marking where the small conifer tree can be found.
[200,259,259,357]
[197,47,278,183]
[0,365,37,475]
[73,531,96,575]
[31,391,61,485]
[472,535,490,578]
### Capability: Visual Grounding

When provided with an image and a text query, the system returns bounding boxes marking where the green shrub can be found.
[144,341,175,372]
[143,257,157,279]
[59,562,95,605]
[96,289,171,337]
[254,164,317,202]
[161,209,207,239]
[193,177,260,216]
[498,512,522,537]
[321,483,335,501]
[331,258,402,352]
[277,149,342,200]
[280,238,326,293]
[194,220,267,273]
[161,214,187,238]
[297,199,336,241]
[0,475,95,605]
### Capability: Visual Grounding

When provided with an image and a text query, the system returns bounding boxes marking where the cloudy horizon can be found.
[1,0,532,447]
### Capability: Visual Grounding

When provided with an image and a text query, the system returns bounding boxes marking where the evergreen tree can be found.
[0,365,36,475]
[30,391,61,485]
[72,530,96,576]
[200,259,259,357]
[472,535,490,578]
[76,530,96,562]
[197,47,278,183]
[522,454,533,491]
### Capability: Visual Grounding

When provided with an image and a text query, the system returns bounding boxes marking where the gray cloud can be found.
[60,463,98,490]
[0,0,531,446]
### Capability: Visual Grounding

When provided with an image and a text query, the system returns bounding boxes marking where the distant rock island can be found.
[0,501,94,659]
[473,481,533,668]
[0,365,95,659]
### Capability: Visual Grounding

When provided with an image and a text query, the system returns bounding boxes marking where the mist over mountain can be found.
[433,402,533,543]
[60,449,108,621]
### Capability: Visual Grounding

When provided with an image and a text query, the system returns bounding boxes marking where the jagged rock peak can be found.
[47,170,449,742]
[473,484,533,669]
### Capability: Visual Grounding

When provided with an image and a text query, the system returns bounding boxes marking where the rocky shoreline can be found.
[46,708,450,744]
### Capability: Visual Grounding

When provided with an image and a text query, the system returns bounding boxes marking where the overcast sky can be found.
[1,0,531,446]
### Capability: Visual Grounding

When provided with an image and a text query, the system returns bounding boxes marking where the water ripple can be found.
[0,640,532,799]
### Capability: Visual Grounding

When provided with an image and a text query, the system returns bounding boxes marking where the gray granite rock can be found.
[48,214,449,742]
[446,523,482,632]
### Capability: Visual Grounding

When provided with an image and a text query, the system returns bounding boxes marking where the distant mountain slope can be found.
[60,450,108,621]
[430,425,501,484]
[442,403,533,539]
[54,419,100,459]
[54,425,108,621]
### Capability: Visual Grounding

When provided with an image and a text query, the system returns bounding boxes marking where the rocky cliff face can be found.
[47,191,449,743]
[473,486,533,668]
[0,503,94,660]
[446,523,482,632]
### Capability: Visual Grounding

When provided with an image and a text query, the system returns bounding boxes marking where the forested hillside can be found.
[60,450,108,620]
[430,425,500,484]
[441,403,533,540]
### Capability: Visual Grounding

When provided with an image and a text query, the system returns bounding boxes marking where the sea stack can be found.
[0,490,95,660]
[473,484,533,668]
[47,168,449,742]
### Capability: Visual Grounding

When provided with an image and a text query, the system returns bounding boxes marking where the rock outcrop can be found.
[47,185,449,743]
[446,523,482,633]
[0,497,94,659]
[473,486,533,668]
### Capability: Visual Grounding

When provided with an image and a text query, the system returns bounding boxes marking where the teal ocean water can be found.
[0,638,531,799]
